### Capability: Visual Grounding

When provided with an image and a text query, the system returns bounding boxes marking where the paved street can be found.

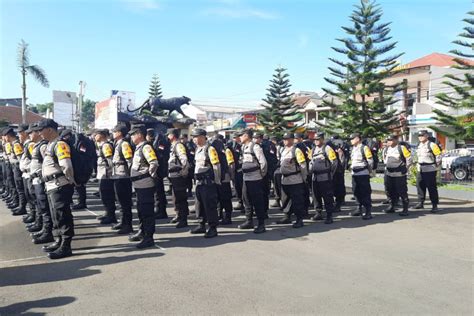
[0,184,472,315]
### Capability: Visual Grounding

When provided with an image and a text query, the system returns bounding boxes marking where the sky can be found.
[0,0,471,108]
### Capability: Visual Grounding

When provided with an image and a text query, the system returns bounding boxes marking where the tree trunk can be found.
[21,69,27,124]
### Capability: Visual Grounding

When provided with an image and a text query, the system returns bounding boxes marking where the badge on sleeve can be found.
[103,143,113,158]
[28,142,35,156]
[296,148,306,164]
[225,148,234,164]
[209,147,220,165]
[5,143,12,154]
[364,146,373,159]
[56,141,71,160]
[401,146,411,158]
[13,143,24,156]
[143,145,157,162]
[121,142,133,159]
[431,143,441,156]
[327,147,337,161]
[177,143,187,155]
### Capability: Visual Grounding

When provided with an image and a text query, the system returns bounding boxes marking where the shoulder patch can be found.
[327,147,337,161]
[13,143,24,156]
[121,142,133,159]
[177,143,187,155]
[306,148,312,160]
[5,143,12,154]
[225,148,234,164]
[103,143,113,158]
[55,141,71,160]
[295,148,306,164]
[143,145,157,162]
[28,142,35,156]
[431,143,441,156]
[401,146,411,158]
[363,146,373,159]
[209,147,220,165]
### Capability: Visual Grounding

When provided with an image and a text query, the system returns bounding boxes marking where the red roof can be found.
[293,96,311,107]
[404,52,474,68]
[0,106,45,124]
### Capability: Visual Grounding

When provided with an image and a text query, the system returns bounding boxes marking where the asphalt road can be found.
[0,183,472,315]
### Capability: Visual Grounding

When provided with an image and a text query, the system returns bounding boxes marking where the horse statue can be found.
[128,96,191,117]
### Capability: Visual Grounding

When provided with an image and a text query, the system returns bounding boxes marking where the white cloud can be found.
[121,0,160,12]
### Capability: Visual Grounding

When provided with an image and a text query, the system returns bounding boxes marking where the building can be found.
[0,98,22,107]
[0,105,45,125]
[383,52,474,149]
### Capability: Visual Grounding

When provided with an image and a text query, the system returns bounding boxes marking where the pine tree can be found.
[258,67,302,137]
[430,11,474,141]
[320,0,404,139]
[148,74,163,99]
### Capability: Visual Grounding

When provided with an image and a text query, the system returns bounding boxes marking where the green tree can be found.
[258,67,302,137]
[81,99,96,130]
[430,11,474,141]
[30,102,53,114]
[17,39,49,124]
[149,74,163,99]
[320,0,404,139]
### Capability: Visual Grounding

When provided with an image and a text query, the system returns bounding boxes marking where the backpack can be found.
[209,139,229,181]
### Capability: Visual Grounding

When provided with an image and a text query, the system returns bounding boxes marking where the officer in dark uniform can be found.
[229,131,244,211]
[328,135,347,212]
[309,132,337,224]
[152,130,170,219]
[111,123,134,234]
[190,128,220,238]
[38,119,75,259]
[128,124,159,248]
[415,130,442,212]
[294,132,311,215]
[1,128,16,205]
[254,132,277,215]
[180,134,196,198]
[383,134,412,216]
[349,133,374,220]
[95,129,117,224]
[167,128,190,228]
[0,128,6,196]
[5,127,27,215]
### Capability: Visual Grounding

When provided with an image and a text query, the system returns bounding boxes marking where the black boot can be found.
[154,207,168,219]
[311,211,324,221]
[22,213,35,223]
[136,236,155,249]
[362,208,373,220]
[384,204,396,213]
[100,213,117,225]
[414,202,424,209]
[111,223,122,230]
[399,201,409,217]
[128,229,144,242]
[190,224,206,234]
[324,213,333,224]
[381,198,391,205]
[48,239,73,259]
[292,218,304,228]
[276,214,291,225]
[71,203,87,210]
[175,219,189,228]
[333,202,342,213]
[253,220,266,234]
[27,222,43,233]
[117,224,134,235]
[238,219,254,230]
[170,216,179,224]
[42,237,62,253]
[219,213,232,226]
[33,231,54,244]
[204,226,218,238]
[12,206,27,216]
[430,204,438,213]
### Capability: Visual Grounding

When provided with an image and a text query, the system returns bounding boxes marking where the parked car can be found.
[449,154,474,181]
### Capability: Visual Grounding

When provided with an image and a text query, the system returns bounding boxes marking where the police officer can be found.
[2,129,17,207]
[328,135,347,212]
[349,133,374,220]
[191,128,220,238]
[18,124,36,224]
[276,132,308,228]
[95,129,117,224]
[309,132,337,224]
[229,131,244,211]
[38,119,75,259]
[5,127,27,215]
[383,134,412,216]
[254,131,277,215]
[415,130,442,212]
[167,128,190,228]
[180,133,196,198]
[152,131,170,219]
[239,129,268,233]
[111,123,134,234]
[128,124,159,248]
[294,132,311,214]
[217,136,234,225]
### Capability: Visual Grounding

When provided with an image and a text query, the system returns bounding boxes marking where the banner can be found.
[53,90,77,127]
[95,97,118,129]
[111,90,136,113]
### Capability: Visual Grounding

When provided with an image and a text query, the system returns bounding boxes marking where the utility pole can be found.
[77,81,86,132]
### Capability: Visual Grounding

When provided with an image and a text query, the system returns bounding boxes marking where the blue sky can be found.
[0,0,471,107]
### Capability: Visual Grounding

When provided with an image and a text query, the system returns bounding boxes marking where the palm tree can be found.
[17,39,49,123]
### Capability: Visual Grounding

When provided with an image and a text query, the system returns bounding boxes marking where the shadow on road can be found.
[0,252,163,287]
[0,296,76,315]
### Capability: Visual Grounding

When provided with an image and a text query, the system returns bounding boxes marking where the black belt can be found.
[30,171,42,179]
[313,169,331,175]
[113,161,127,166]
[195,171,213,181]
[42,172,65,182]
[242,166,260,173]
[352,166,368,173]
[419,162,435,166]
[169,166,182,173]
[387,165,407,173]
[282,171,300,177]
[130,173,151,182]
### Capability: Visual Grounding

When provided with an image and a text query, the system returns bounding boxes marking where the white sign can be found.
[95,96,118,129]
[53,90,77,127]
[111,90,136,113]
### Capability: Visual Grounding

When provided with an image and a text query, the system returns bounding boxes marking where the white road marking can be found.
[0,255,46,265]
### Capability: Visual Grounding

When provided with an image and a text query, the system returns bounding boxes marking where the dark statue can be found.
[129,96,191,117]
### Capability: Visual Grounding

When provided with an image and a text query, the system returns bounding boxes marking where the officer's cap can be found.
[349,132,361,140]
[2,127,15,136]
[242,128,254,138]
[146,128,155,137]
[16,123,30,133]
[60,129,73,138]
[294,132,304,139]
[167,128,180,138]
[418,130,429,136]
[112,123,129,136]
[95,128,109,136]
[37,119,59,131]
[216,134,224,140]
[233,131,243,138]
[314,132,325,140]
[253,131,264,139]
[191,128,206,137]
[26,123,40,133]
[270,135,278,141]
[129,124,146,136]
[386,134,398,141]
[283,132,294,140]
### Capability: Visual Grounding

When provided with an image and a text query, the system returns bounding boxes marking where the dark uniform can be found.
[294,133,311,214]
[216,138,234,225]
[153,132,170,219]
[328,135,348,212]
[129,124,159,248]
[228,133,243,211]
[256,133,278,214]
[10,135,27,215]
[309,133,338,224]
[190,128,220,238]
[383,135,412,216]
[415,130,442,212]
[181,135,196,197]
[111,124,134,234]
[39,119,75,259]
[349,133,374,220]
[167,128,190,228]
[1,130,16,205]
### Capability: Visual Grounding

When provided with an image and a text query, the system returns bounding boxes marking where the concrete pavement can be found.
[0,184,473,315]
